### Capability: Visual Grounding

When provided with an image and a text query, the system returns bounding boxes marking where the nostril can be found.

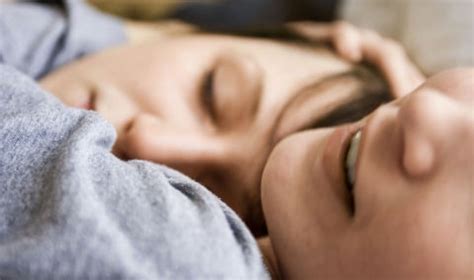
[112,116,138,160]
[119,113,159,161]
[123,116,135,133]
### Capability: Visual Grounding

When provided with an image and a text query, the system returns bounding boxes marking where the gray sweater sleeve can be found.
[0,64,269,279]
[0,0,126,79]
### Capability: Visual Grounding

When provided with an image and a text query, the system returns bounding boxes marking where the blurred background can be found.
[87,0,473,74]
[89,0,339,27]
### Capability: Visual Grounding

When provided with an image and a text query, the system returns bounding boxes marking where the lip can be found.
[77,91,96,110]
[322,123,362,212]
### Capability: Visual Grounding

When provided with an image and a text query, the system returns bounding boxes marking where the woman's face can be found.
[40,33,372,234]
[262,68,474,279]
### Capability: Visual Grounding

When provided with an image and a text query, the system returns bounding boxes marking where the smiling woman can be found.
[261,68,474,279]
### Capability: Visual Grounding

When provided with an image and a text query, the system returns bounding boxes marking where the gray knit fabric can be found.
[0,1,268,279]
[0,0,126,78]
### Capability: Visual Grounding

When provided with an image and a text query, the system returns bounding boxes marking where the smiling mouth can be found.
[344,129,362,191]
[322,123,363,214]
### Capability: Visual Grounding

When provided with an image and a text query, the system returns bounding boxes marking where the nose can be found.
[115,113,228,178]
[397,88,456,178]
[113,112,268,231]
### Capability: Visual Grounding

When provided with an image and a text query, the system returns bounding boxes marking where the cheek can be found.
[261,134,308,237]
[39,63,91,106]
[347,194,472,278]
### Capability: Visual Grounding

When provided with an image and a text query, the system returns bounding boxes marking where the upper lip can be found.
[322,123,363,213]
[83,90,97,110]
[76,91,93,110]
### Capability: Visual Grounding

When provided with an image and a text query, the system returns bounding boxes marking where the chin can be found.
[261,129,329,243]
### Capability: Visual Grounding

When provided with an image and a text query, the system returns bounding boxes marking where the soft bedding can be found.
[0,1,268,279]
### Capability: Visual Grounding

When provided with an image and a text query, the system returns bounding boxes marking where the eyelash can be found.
[202,68,217,121]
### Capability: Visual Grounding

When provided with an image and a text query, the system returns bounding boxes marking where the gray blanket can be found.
[0,1,268,279]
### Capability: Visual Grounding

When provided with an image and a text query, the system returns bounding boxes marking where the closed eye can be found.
[202,68,217,122]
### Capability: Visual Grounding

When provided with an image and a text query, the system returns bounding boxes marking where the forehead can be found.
[201,34,351,114]
[162,32,352,120]
[143,32,351,87]
[172,32,349,69]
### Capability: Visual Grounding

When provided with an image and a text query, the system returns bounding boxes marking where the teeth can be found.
[345,130,362,187]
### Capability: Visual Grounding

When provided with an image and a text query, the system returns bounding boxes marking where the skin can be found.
[39,29,358,234]
[38,19,424,235]
[261,68,474,279]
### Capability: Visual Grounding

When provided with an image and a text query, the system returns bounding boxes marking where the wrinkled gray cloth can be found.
[0,0,126,78]
[0,1,268,279]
